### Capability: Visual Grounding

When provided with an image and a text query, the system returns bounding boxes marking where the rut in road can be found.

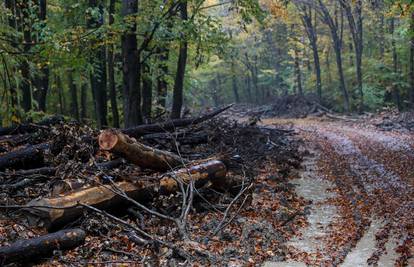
[263,118,414,267]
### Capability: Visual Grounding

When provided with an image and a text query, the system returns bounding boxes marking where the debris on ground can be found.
[0,106,305,266]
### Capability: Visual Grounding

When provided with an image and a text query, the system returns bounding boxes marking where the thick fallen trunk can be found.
[160,160,227,193]
[0,143,48,171]
[23,181,156,229]
[122,105,232,138]
[0,115,64,136]
[0,228,85,265]
[99,130,185,171]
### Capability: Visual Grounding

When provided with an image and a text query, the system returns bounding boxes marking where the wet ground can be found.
[262,118,414,267]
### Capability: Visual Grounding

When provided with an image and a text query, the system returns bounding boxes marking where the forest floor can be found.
[0,107,413,266]
[259,116,414,267]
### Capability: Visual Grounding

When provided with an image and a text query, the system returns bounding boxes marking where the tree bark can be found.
[99,130,185,171]
[108,0,120,128]
[142,62,153,123]
[390,17,401,110]
[340,0,364,111]
[68,70,80,121]
[156,47,169,114]
[24,181,156,228]
[171,1,188,119]
[231,59,240,103]
[0,143,48,171]
[317,0,350,112]
[122,0,143,127]
[35,0,49,112]
[0,228,85,265]
[160,160,227,193]
[299,5,322,102]
[19,0,32,112]
[80,82,88,121]
[88,0,108,128]
[294,46,303,96]
[410,12,414,108]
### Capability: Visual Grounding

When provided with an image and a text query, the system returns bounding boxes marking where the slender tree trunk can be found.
[80,82,87,121]
[340,0,363,111]
[390,17,401,110]
[107,0,120,128]
[68,70,79,121]
[211,77,219,107]
[318,0,350,112]
[88,0,108,128]
[121,0,142,127]
[326,46,332,86]
[156,47,168,114]
[294,46,303,96]
[298,5,320,99]
[56,76,65,115]
[171,1,188,119]
[231,59,240,103]
[36,0,49,112]
[245,75,252,101]
[379,14,385,60]
[19,0,32,112]
[410,12,414,108]
[142,62,152,123]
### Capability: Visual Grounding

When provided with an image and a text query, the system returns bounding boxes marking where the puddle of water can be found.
[287,153,339,255]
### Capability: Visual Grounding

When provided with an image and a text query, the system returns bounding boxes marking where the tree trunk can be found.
[300,6,322,102]
[99,130,185,171]
[231,59,240,103]
[245,75,252,101]
[0,143,48,171]
[410,12,414,108]
[156,47,168,115]
[294,46,303,96]
[19,0,32,112]
[318,0,350,112]
[108,0,120,128]
[142,62,152,123]
[24,181,156,229]
[160,160,227,193]
[340,0,364,111]
[80,82,87,121]
[390,17,401,110]
[121,0,142,127]
[0,228,85,265]
[88,0,108,128]
[171,1,188,119]
[57,76,65,114]
[68,70,80,121]
[36,0,49,112]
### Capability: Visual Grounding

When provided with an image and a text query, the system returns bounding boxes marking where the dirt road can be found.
[263,118,414,267]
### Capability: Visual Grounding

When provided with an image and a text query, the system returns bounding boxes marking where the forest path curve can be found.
[261,117,414,267]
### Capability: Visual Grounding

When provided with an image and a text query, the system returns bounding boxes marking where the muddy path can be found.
[262,118,414,267]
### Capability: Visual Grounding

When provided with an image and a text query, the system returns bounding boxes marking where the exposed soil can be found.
[263,117,414,267]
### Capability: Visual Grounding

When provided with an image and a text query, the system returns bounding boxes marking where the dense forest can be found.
[0,0,413,128]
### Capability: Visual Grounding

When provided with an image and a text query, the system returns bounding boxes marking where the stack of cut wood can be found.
[0,106,236,264]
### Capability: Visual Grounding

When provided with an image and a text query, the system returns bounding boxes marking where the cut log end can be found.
[99,130,119,150]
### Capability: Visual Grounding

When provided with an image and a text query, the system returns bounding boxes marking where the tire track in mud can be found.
[264,119,413,266]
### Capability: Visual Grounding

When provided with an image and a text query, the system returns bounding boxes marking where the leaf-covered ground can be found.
[262,117,414,267]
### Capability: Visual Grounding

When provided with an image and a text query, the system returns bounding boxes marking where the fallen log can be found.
[0,228,85,265]
[0,166,56,177]
[0,115,64,136]
[122,105,232,138]
[23,181,156,229]
[99,130,185,171]
[160,160,227,193]
[0,143,49,171]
